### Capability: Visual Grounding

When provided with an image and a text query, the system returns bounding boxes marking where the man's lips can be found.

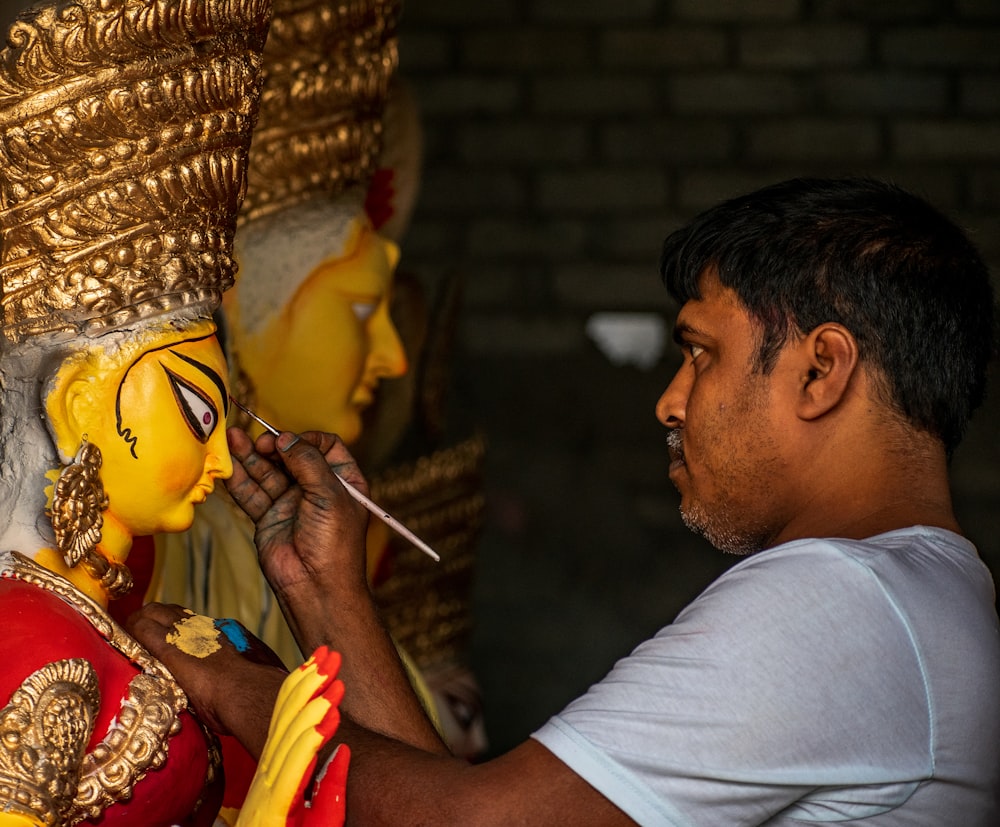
[666,430,685,474]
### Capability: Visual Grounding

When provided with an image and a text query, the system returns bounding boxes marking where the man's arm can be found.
[221,427,448,756]
[131,428,637,826]
[333,721,635,827]
[129,615,635,827]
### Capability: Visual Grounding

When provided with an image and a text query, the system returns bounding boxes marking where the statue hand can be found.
[237,647,349,827]
[127,603,287,754]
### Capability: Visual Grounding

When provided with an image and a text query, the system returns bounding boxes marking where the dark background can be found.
[389,0,1000,759]
[1,0,997,762]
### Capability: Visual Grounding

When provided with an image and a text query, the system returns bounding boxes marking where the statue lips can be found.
[352,383,377,410]
[192,480,216,504]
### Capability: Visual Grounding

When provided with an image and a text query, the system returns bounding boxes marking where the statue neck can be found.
[32,518,132,609]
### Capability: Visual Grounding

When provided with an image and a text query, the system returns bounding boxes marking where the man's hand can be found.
[127,603,287,756]
[223,426,450,766]
[224,428,370,605]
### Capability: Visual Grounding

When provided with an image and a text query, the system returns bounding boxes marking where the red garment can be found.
[109,533,156,625]
[108,535,260,808]
[0,570,223,825]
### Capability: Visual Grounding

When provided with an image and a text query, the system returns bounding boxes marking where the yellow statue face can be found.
[237,220,408,444]
[51,324,233,537]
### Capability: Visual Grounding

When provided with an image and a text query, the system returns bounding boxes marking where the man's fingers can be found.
[229,428,292,499]
[126,613,166,655]
[127,603,192,665]
[226,429,294,521]
[231,427,366,508]
[276,431,368,497]
[227,425,256,458]
[293,430,341,456]
[226,473,280,523]
[126,602,189,637]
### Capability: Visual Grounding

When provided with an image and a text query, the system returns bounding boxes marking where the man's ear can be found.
[797,323,859,421]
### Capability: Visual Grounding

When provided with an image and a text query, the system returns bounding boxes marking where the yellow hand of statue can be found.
[236,647,350,827]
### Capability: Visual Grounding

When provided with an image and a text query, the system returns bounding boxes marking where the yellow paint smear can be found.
[166,613,222,658]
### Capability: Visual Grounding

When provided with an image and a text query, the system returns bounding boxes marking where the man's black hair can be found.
[660,176,996,457]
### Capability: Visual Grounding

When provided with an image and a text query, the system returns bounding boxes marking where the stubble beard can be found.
[679,499,766,556]
[668,416,774,556]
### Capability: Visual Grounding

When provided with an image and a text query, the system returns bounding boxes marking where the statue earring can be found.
[50,436,109,568]
[49,437,133,598]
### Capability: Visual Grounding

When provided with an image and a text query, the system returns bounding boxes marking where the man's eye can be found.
[351,301,377,322]
[684,343,705,360]
[163,366,218,443]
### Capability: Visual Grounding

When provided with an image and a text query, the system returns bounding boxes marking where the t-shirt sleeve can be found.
[531,542,933,827]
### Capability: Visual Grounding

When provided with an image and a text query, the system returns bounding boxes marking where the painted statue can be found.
[0,0,340,822]
[149,0,407,668]
[146,0,488,760]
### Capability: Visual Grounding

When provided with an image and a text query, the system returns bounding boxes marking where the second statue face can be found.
[234,214,408,445]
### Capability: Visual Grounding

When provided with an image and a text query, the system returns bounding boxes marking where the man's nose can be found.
[655,367,690,428]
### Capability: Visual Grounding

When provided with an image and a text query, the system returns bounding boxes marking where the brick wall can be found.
[395,0,1000,756]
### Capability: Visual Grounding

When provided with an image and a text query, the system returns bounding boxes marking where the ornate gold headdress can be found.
[239,0,401,223]
[0,0,272,344]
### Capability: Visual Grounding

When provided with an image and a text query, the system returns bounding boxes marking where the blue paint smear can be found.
[214,618,251,652]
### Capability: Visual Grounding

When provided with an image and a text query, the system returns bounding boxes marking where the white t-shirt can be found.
[532,527,1000,826]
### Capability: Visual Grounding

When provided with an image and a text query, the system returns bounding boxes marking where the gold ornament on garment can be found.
[0,551,221,825]
[0,658,100,826]
[50,439,132,599]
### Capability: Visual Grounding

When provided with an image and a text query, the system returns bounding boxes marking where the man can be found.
[130,177,1000,825]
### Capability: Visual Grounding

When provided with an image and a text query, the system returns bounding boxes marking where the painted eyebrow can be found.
[169,350,229,417]
[116,332,218,458]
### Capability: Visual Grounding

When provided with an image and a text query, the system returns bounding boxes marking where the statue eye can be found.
[351,300,377,322]
[163,366,218,443]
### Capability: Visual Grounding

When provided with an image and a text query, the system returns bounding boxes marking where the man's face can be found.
[655,271,794,554]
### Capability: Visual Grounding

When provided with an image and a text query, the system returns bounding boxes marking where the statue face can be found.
[237,219,407,444]
[54,325,233,537]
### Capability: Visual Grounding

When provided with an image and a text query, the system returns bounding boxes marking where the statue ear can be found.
[47,363,98,460]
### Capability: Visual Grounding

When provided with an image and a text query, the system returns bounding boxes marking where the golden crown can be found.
[0,0,272,343]
[239,0,400,223]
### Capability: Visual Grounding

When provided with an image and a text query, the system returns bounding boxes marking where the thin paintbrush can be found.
[228,396,440,562]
